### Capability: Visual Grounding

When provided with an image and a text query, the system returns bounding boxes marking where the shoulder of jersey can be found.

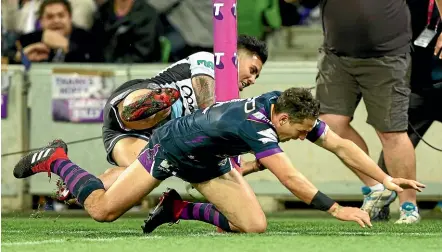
[258,90,282,102]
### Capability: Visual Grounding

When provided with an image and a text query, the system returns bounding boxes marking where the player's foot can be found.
[141,188,182,233]
[13,139,68,179]
[360,186,397,220]
[395,202,421,224]
[373,205,391,221]
[122,84,180,121]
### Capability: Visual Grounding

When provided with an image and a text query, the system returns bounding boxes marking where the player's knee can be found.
[241,217,267,233]
[90,208,119,223]
[236,210,267,233]
[319,114,351,135]
[85,195,120,222]
[111,148,135,167]
[377,131,409,147]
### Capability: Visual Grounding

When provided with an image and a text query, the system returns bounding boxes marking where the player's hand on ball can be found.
[330,205,372,228]
[383,177,426,193]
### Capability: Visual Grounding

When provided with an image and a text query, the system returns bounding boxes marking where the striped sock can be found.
[178,202,231,232]
[50,159,104,206]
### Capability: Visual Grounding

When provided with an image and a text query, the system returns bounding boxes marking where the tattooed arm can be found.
[191,75,216,109]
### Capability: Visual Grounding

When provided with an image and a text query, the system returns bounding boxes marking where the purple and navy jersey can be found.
[153,91,328,167]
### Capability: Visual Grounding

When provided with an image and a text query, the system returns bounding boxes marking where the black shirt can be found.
[321,0,412,58]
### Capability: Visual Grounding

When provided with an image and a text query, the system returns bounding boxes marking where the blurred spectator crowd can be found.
[1,0,320,64]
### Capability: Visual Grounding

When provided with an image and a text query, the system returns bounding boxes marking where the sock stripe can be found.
[59,162,75,178]
[50,159,104,206]
[181,206,190,219]
[52,159,68,174]
[193,203,202,219]
[64,167,82,185]
[203,204,211,221]
[76,178,105,206]
[177,202,230,232]
[67,172,89,193]
[208,205,216,223]
[213,210,220,227]
[66,168,86,185]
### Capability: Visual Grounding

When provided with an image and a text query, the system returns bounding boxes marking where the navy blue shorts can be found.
[137,133,234,183]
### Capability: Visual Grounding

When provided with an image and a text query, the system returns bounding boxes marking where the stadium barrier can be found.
[2,63,441,212]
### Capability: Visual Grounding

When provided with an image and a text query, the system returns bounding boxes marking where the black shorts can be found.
[102,103,153,166]
[102,79,155,166]
[137,132,234,183]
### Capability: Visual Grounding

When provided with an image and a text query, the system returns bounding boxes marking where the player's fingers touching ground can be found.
[354,217,366,228]
[359,211,372,228]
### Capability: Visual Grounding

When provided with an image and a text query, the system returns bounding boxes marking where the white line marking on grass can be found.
[267,231,441,237]
[2,230,440,246]
[2,230,140,234]
[1,236,163,247]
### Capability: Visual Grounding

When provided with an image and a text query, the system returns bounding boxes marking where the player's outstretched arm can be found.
[191,75,215,109]
[317,128,425,193]
[259,152,372,228]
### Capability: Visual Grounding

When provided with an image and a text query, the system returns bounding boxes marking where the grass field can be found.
[2,211,442,252]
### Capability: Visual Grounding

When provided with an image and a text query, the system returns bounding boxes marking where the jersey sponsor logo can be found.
[257,129,278,144]
[197,60,214,70]
[181,84,196,113]
[175,80,198,115]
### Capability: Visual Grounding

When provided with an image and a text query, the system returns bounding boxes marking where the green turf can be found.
[2,212,442,252]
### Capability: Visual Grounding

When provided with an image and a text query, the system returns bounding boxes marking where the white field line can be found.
[1,236,163,246]
[2,231,440,246]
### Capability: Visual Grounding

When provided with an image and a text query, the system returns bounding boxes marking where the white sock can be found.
[369,183,384,192]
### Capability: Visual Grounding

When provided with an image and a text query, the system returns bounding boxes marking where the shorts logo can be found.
[218,158,228,166]
[158,160,172,173]
[213,3,224,20]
